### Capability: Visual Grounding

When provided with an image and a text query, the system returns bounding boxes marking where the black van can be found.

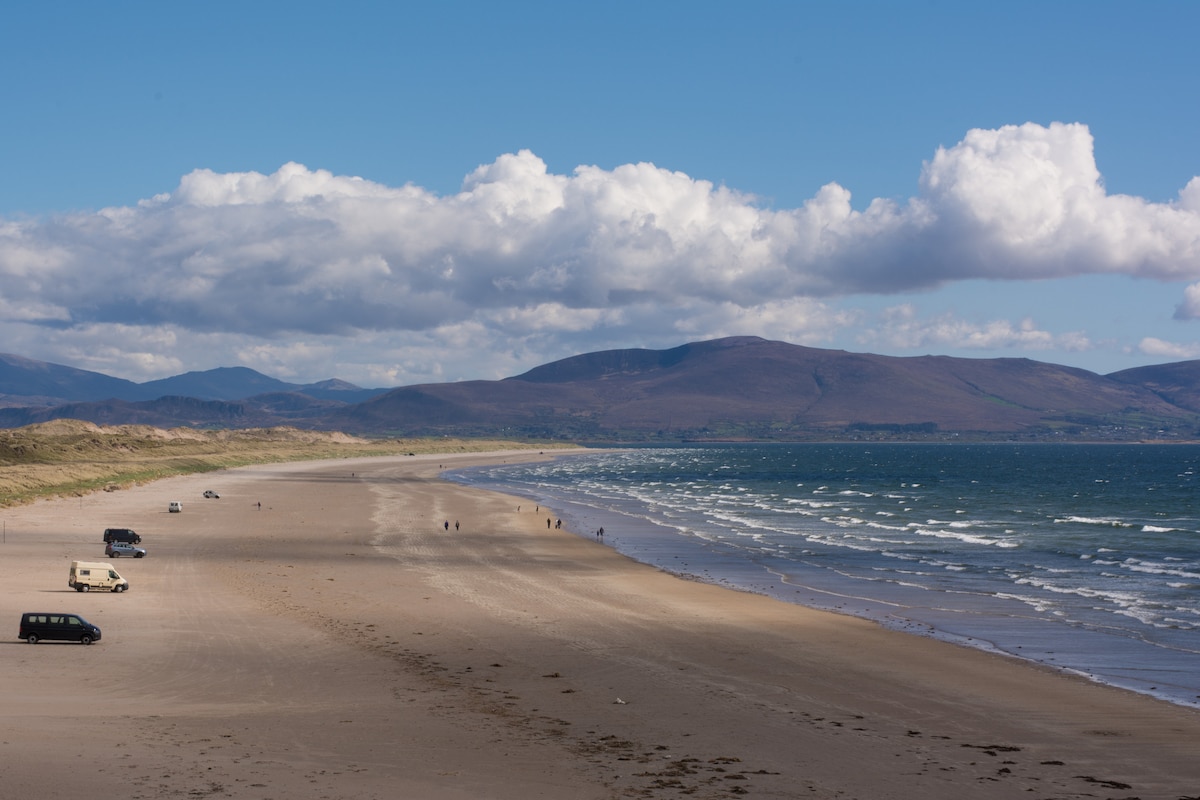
[103,528,141,544]
[19,612,102,644]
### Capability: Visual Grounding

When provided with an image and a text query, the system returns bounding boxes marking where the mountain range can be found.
[3,337,1200,441]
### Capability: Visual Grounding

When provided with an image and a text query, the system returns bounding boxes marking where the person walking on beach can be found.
[455,520,459,531]
[547,518,552,529]
[444,520,449,531]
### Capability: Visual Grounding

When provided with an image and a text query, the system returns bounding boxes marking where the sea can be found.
[447,443,1200,709]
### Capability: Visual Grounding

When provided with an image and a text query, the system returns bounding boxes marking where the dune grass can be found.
[0,420,561,508]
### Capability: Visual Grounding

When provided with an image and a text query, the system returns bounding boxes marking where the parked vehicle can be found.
[68,560,129,593]
[203,490,219,499]
[19,612,101,645]
[105,541,146,558]
[103,527,141,544]
[168,501,183,513]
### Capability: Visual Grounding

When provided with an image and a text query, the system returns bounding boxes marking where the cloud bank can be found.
[1,122,1198,383]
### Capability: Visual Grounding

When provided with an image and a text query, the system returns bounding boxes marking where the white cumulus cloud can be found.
[1174,282,1200,320]
[865,304,1093,353]
[1,122,1198,382]
[1137,337,1200,361]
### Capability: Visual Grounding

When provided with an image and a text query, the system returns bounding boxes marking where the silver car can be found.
[105,541,146,558]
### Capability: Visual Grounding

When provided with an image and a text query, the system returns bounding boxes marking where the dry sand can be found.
[3,450,1199,799]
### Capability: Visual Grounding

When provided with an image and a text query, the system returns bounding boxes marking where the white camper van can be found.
[168,501,183,513]
[68,561,129,593]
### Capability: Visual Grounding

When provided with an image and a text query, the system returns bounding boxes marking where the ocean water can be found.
[448,443,1200,708]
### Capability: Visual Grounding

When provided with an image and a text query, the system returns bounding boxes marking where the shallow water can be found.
[448,443,1200,708]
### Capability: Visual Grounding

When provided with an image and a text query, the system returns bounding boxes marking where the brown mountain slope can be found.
[333,337,1198,440]
[1108,360,1200,414]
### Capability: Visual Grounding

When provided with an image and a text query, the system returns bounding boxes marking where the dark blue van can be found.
[19,612,102,644]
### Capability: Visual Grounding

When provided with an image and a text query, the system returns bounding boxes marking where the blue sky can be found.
[1,1,1198,387]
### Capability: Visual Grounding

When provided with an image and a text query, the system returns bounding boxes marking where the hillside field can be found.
[0,419,558,507]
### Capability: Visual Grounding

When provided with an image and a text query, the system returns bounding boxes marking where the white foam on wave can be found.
[784,498,839,509]
[909,526,1020,548]
[995,591,1058,614]
[1112,606,1175,628]
[821,514,867,528]
[805,536,879,553]
[1056,515,1137,528]
[1119,559,1200,580]
[1016,575,1145,610]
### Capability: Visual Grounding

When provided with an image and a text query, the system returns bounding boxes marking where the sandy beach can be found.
[4,450,1200,800]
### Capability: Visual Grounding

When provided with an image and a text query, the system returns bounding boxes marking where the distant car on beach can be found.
[105,541,146,558]
[19,612,101,645]
[103,527,141,544]
[168,501,183,513]
[68,560,129,593]
[203,490,219,498]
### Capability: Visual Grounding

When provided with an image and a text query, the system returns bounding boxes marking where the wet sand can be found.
[4,451,1200,799]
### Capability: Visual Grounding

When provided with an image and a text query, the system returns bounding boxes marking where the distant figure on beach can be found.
[257,501,261,510]
[547,518,552,529]
[597,526,605,539]
[555,519,562,529]
[444,520,449,531]
[455,520,459,530]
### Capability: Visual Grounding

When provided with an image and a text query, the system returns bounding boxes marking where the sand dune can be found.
[4,451,1199,799]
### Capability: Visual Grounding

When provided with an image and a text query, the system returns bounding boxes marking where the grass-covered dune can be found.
[0,419,558,507]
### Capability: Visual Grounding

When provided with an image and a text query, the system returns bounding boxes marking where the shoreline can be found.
[449,447,1200,711]
[5,450,1200,798]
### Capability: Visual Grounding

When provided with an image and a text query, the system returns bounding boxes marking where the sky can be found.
[1,1,1199,388]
